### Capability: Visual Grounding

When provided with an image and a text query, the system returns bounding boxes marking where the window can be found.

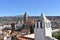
[40,22,42,28]
[37,22,38,28]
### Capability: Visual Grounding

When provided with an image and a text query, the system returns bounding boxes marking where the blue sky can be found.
[0,0,60,16]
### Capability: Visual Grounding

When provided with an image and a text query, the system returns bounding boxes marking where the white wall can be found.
[46,36,58,40]
[45,28,52,37]
[34,28,46,40]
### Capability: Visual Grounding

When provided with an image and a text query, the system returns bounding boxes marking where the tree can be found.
[52,31,60,40]
[30,26,34,34]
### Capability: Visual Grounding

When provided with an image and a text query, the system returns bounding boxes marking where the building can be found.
[20,12,35,34]
[4,34,11,40]
[11,23,15,33]
[34,13,57,40]
[24,12,28,22]
[23,12,35,27]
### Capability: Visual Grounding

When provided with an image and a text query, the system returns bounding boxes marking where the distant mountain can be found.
[0,15,24,21]
[0,15,60,22]
[0,15,60,26]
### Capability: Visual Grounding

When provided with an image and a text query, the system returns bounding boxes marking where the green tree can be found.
[52,31,60,40]
[30,26,34,34]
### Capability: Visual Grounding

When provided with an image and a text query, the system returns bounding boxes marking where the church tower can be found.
[34,13,52,40]
[24,12,28,22]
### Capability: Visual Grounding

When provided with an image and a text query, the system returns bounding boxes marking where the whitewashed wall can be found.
[34,28,46,40]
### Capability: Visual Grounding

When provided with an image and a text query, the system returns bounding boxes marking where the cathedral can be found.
[23,12,35,28]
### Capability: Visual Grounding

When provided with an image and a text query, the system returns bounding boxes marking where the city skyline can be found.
[0,0,60,16]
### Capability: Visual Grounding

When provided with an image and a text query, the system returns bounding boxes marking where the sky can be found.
[0,0,60,16]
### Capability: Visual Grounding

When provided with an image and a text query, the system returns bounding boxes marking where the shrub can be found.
[52,31,60,40]
[30,26,34,34]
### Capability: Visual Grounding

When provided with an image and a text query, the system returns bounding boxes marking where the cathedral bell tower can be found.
[24,12,28,22]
